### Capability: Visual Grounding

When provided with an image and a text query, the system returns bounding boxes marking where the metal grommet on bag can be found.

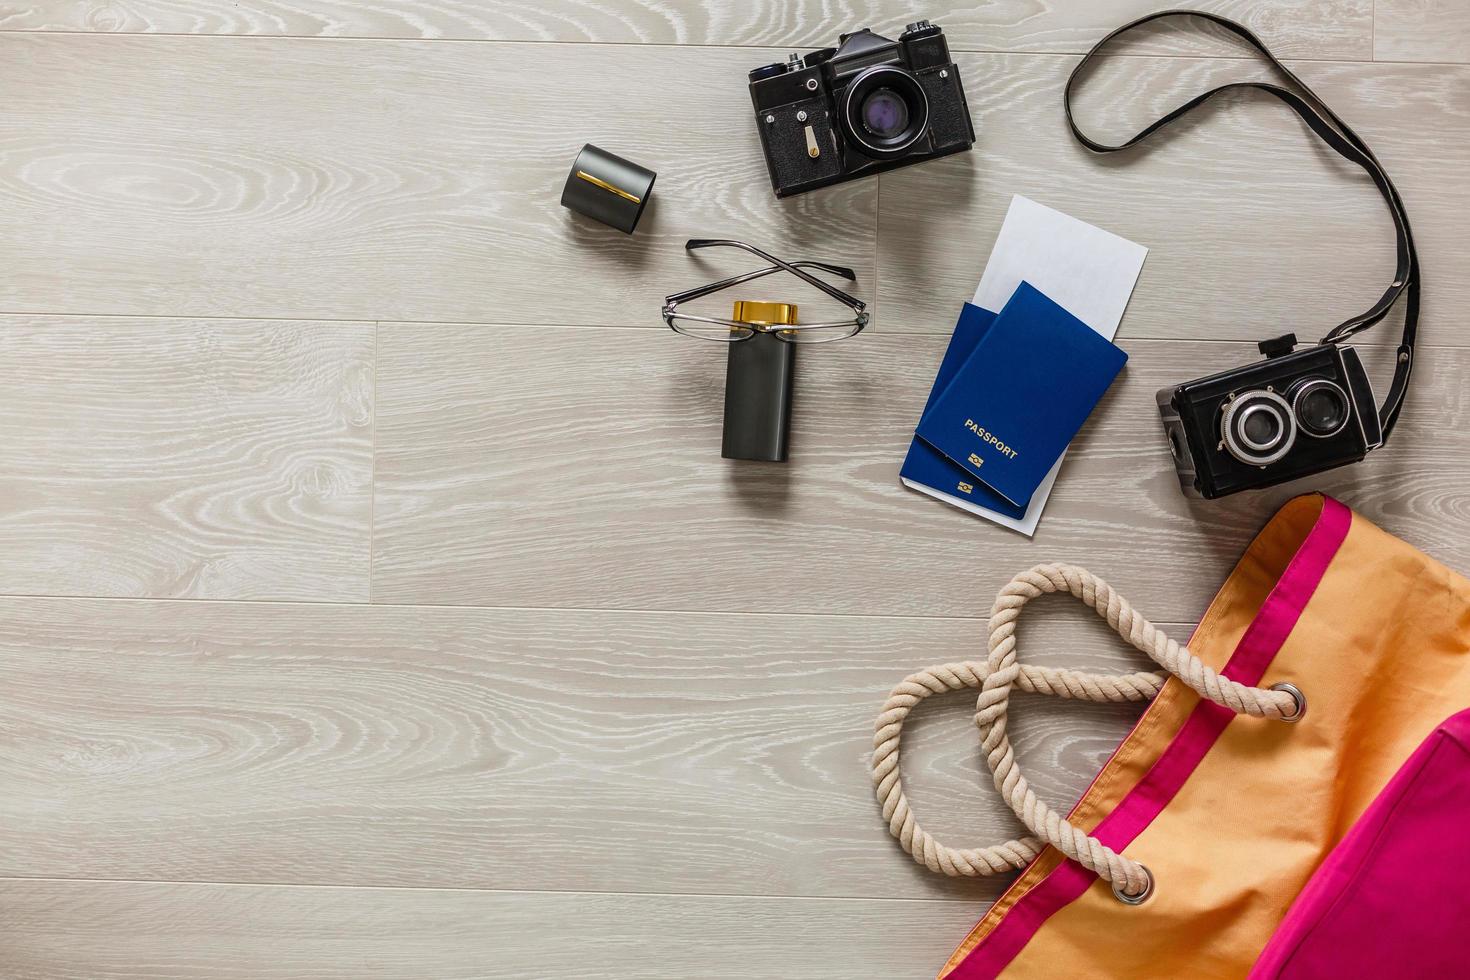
[1271,682,1307,723]
[1111,864,1154,906]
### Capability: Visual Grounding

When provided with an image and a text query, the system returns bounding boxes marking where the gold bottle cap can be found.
[732,300,798,326]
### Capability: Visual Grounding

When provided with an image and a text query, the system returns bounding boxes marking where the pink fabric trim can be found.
[948,496,1352,980]
[1248,708,1470,979]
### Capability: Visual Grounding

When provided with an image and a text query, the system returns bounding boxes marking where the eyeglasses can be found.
[663,239,869,344]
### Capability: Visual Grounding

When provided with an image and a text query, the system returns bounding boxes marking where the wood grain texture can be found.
[0,316,372,600]
[0,0,1373,59]
[5,36,1461,340]
[373,321,1470,621]
[0,594,1155,900]
[0,879,984,980]
[1,10,1466,978]
[1375,0,1470,63]
[877,52,1470,342]
[0,33,874,325]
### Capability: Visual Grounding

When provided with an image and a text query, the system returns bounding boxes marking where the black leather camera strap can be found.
[1063,9,1419,440]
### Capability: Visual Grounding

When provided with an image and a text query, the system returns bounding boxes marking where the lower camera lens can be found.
[1241,407,1283,446]
[842,66,929,158]
[1220,390,1297,466]
[1291,377,1351,438]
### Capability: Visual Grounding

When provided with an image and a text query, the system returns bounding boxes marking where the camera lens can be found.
[861,88,910,138]
[1220,389,1297,466]
[1291,377,1351,438]
[1241,408,1282,446]
[842,66,929,158]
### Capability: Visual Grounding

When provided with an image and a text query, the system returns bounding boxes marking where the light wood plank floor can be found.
[1,2,1466,977]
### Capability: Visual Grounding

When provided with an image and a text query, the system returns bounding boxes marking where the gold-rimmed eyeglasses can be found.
[663,239,869,344]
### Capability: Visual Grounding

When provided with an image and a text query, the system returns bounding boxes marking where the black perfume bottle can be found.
[722,302,797,462]
[662,239,869,462]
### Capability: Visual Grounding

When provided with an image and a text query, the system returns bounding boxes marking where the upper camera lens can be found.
[1291,378,1351,438]
[861,88,910,139]
[1220,389,1297,466]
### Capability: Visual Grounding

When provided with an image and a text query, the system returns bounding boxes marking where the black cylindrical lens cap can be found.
[560,143,657,234]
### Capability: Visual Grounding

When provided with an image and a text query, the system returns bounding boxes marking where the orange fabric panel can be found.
[988,504,1470,977]
[940,495,1328,976]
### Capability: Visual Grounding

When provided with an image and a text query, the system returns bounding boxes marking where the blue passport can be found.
[899,303,1029,521]
[914,281,1128,508]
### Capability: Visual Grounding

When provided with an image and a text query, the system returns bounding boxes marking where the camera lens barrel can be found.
[841,65,930,158]
[1220,389,1297,466]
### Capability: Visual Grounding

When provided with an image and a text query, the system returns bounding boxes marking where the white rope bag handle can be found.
[871,563,1305,902]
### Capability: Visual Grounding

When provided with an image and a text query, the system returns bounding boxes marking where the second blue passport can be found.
[914,281,1128,508]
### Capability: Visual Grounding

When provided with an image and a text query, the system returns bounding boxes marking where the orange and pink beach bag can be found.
[874,494,1470,978]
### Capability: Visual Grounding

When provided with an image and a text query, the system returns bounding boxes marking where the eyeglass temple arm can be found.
[664,261,858,308]
[680,239,865,310]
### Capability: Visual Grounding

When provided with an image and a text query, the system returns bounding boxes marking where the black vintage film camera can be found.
[1066,12,1419,500]
[748,21,975,198]
[1158,336,1385,499]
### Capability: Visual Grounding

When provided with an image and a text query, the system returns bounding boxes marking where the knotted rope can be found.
[872,563,1299,897]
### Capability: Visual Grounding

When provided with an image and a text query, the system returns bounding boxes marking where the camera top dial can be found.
[748,53,804,82]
